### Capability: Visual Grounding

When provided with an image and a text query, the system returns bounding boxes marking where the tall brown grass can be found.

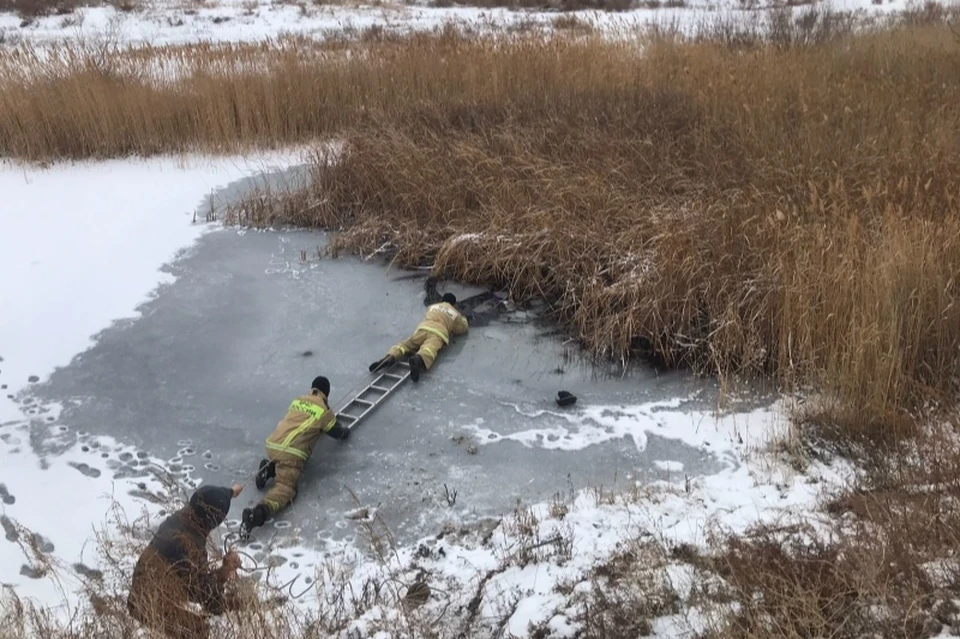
[241,16,960,432]
[3,10,960,432]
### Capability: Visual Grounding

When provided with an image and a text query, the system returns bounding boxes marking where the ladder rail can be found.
[335,361,411,431]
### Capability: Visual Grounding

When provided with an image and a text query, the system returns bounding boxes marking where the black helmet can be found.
[442,293,457,305]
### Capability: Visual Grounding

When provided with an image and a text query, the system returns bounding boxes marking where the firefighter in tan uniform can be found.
[369,293,469,382]
[241,376,349,537]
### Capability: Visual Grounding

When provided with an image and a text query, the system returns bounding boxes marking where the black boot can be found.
[369,355,396,373]
[409,354,425,383]
[254,459,276,491]
[240,504,269,538]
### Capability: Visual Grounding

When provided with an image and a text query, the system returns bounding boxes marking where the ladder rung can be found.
[369,385,390,393]
[353,399,373,406]
[382,374,402,381]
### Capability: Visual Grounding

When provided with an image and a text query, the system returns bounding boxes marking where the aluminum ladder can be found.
[335,361,411,431]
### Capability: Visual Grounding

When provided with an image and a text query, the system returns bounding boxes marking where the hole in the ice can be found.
[183,448,194,455]
[289,561,299,569]
[119,452,133,462]
[248,543,263,551]
[273,521,291,529]
[101,453,109,458]
[202,451,212,459]
[90,440,100,448]
[59,426,67,431]
[137,451,148,459]
[182,465,195,473]
[169,457,182,465]
[137,482,147,490]
[304,576,313,584]
[168,464,182,472]
[293,552,303,558]
[487,434,497,440]
[204,463,220,471]
[68,462,101,478]
[45,416,54,422]
[81,446,90,452]
[77,431,86,436]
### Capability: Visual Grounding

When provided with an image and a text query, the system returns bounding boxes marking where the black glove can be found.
[327,419,350,440]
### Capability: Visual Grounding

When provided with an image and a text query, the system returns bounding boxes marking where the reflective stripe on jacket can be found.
[265,391,337,461]
[415,302,469,345]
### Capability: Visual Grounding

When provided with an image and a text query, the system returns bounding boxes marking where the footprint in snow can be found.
[68,462,101,478]
[19,565,45,579]
[73,563,104,581]
[31,533,54,553]
[1,515,19,542]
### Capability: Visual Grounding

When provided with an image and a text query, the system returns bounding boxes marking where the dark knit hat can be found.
[311,376,330,396]
[189,485,233,532]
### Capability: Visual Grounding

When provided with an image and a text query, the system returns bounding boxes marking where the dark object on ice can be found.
[27,375,39,383]
[556,391,577,407]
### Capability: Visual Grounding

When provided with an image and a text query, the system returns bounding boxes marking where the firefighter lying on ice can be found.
[127,484,244,639]
[241,375,349,537]
[368,293,469,382]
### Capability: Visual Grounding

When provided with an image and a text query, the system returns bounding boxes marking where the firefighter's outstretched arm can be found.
[324,415,351,440]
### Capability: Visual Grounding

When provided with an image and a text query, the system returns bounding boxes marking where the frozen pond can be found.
[21,167,753,551]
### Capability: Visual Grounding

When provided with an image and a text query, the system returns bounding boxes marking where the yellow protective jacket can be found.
[265,391,342,462]
[416,302,469,345]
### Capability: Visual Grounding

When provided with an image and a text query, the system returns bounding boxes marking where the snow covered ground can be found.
[0,0,916,49]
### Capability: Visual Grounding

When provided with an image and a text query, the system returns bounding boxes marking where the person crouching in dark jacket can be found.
[128,484,243,639]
